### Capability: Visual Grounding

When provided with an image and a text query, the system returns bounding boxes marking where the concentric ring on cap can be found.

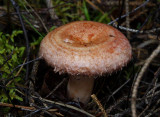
[39,21,132,76]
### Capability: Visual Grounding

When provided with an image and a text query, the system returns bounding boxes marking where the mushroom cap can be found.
[39,21,132,76]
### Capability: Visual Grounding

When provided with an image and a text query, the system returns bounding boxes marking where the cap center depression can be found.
[57,22,116,47]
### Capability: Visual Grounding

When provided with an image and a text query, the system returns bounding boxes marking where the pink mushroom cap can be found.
[39,21,132,76]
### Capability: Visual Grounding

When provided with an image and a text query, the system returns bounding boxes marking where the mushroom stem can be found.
[67,75,95,104]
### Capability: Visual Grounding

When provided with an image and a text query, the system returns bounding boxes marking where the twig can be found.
[10,0,30,82]
[6,58,26,86]
[86,0,104,14]
[137,40,158,49]
[131,44,160,117]
[23,0,49,33]
[45,78,67,98]
[112,24,160,33]
[138,77,158,117]
[29,60,40,105]
[154,67,160,79]
[10,0,30,105]
[45,0,58,20]
[106,78,131,102]
[125,0,130,39]
[0,102,35,111]
[108,0,150,25]
[117,0,125,30]
[29,60,40,107]
[106,96,127,114]
[121,10,147,26]
[24,104,57,117]
[32,95,95,117]
[10,57,41,75]
[1,95,66,117]
[103,1,155,6]
[145,101,160,117]
[139,68,160,116]
[91,94,108,117]
[30,60,40,85]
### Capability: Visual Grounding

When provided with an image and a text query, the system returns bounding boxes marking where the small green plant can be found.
[0,30,25,103]
[81,0,111,23]
[52,0,90,23]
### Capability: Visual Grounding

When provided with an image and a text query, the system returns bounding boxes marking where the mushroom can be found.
[39,21,132,104]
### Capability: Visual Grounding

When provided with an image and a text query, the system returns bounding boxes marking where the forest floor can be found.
[0,0,160,117]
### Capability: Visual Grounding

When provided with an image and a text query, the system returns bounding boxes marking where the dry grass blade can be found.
[91,94,108,117]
